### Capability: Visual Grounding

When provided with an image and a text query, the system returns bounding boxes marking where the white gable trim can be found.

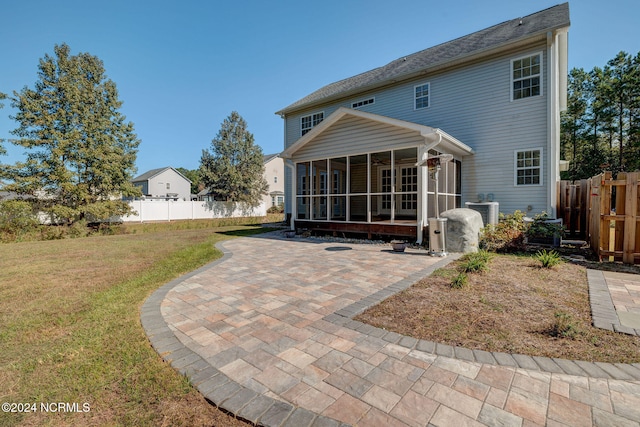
[280,107,473,159]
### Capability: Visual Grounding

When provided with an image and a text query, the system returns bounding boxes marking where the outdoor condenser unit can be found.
[465,202,499,226]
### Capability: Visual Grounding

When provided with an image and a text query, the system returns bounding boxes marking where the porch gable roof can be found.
[280,107,473,160]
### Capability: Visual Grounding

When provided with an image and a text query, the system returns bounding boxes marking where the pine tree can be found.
[199,111,268,207]
[560,68,588,180]
[0,91,6,155]
[2,44,141,223]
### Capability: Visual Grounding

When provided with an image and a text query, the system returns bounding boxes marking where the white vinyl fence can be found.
[117,200,266,222]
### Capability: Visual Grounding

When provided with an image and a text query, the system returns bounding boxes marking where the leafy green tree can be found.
[1,44,141,224]
[561,50,640,179]
[175,167,202,194]
[560,68,588,180]
[199,111,267,207]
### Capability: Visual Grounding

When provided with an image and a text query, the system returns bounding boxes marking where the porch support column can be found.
[417,145,429,244]
[285,159,296,230]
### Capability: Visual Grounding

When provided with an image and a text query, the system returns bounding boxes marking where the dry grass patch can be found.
[0,224,263,426]
[356,254,640,363]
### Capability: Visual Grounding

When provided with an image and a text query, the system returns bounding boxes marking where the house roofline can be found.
[275,3,569,116]
[132,167,192,184]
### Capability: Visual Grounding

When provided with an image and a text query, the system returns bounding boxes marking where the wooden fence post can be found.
[580,179,590,240]
[623,172,638,264]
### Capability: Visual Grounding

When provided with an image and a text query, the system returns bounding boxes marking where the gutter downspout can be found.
[547,31,560,218]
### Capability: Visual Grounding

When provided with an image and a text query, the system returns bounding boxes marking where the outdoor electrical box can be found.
[428,217,447,256]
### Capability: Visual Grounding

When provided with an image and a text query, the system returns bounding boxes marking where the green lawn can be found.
[0,219,275,426]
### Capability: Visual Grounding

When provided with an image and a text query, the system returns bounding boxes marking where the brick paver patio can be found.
[142,231,640,426]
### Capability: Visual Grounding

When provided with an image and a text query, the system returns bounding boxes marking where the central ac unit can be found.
[465,201,499,226]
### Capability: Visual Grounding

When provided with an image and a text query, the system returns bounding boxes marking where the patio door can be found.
[397,166,417,216]
[378,166,417,216]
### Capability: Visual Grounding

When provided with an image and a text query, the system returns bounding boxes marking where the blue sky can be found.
[1,1,638,174]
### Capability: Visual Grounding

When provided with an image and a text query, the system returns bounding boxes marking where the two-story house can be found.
[276,3,569,243]
[132,167,192,201]
[263,153,285,209]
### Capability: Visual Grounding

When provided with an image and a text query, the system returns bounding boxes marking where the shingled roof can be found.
[276,3,569,116]
[132,167,192,183]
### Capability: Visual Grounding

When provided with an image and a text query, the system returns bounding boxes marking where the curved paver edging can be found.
[141,236,346,427]
[323,265,640,381]
[141,232,640,427]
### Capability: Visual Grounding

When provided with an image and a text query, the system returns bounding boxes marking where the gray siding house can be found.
[132,167,192,201]
[277,3,569,243]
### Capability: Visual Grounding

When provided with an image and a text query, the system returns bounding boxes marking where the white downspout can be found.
[547,31,560,218]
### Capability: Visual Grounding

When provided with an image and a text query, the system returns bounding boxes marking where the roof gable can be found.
[132,167,192,183]
[281,107,473,159]
[276,3,569,115]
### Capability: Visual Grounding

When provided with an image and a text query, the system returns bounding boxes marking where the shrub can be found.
[267,205,284,214]
[550,311,579,339]
[451,271,469,289]
[68,219,90,238]
[459,250,493,273]
[535,249,562,268]
[0,200,39,241]
[480,210,527,252]
[40,225,66,240]
[525,212,565,241]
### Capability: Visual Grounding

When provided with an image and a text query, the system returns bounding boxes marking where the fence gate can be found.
[557,179,590,239]
[589,172,640,265]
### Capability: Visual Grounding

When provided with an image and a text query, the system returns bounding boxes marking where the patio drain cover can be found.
[325,246,352,251]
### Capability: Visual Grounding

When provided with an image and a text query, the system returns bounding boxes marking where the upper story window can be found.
[352,97,375,109]
[512,53,542,100]
[166,183,171,190]
[301,112,324,136]
[414,83,430,109]
[274,176,278,184]
[515,148,542,186]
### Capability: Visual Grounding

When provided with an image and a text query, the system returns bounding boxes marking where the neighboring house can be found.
[131,167,192,201]
[276,3,569,243]
[197,154,284,207]
[263,154,285,209]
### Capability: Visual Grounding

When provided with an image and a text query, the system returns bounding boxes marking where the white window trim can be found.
[300,111,324,136]
[514,147,543,186]
[510,51,543,102]
[414,82,430,110]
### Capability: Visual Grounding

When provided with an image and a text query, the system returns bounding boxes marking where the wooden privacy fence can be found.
[588,172,640,264]
[558,179,591,239]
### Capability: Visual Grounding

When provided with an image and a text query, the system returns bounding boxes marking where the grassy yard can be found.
[0,219,276,426]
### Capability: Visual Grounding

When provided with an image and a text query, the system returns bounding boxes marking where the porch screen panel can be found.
[349,195,367,222]
[297,162,310,195]
[296,162,310,219]
[312,160,328,195]
[330,157,347,221]
[330,196,346,221]
[370,195,389,221]
[297,198,310,220]
[330,158,347,194]
[349,155,367,194]
[313,197,327,220]
[311,160,328,220]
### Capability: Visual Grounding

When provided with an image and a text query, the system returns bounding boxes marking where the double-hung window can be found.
[414,83,430,109]
[301,112,324,136]
[515,149,542,186]
[512,53,542,100]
